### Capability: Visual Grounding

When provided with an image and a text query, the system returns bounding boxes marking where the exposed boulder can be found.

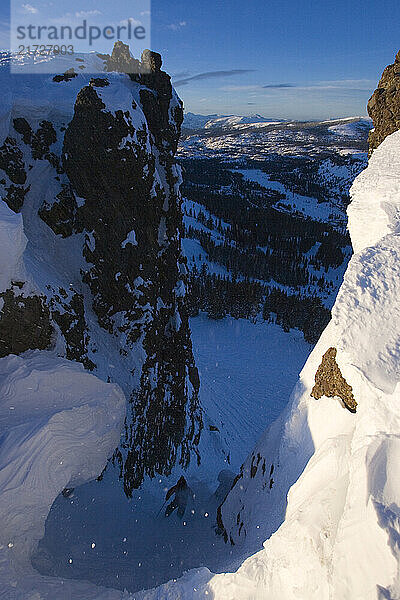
[311,347,357,412]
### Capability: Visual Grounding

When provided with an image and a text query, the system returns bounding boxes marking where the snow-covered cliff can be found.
[0,45,203,599]
[0,44,202,498]
[135,129,400,599]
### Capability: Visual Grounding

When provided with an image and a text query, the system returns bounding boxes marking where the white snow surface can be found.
[0,201,27,292]
[182,112,284,131]
[129,133,400,598]
[0,352,126,599]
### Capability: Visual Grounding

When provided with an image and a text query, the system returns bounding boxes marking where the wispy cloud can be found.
[314,79,375,89]
[220,84,260,92]
[263,83,295,89]
[21,3,38,14]
[262,79,375,92]
[221,79,375,94]
[174,69,255,87]
[171,70,191,79]
[75,10,102,18]
[119,17,142,27]
[167,21,187,31]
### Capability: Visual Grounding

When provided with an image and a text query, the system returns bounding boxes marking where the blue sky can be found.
[2,0,400,119]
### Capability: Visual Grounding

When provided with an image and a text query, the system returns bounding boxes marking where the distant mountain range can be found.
[183,112,372,134]
[180,114,373,161]
[183,112,286,130]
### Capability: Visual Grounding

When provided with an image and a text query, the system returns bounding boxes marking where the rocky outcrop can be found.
[0,285,54,357]
[368,49,400,155]
[0,43,202,493]
[101,40,140,74]
[311,347,357,412]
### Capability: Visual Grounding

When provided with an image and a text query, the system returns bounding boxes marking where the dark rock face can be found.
[0,137,26,185]
[368,49,400,156]
[48,287,95,371]
[13,118,57,160]
[39,184,80,238]
[0,43,202,492]
[311,347,357,412]
[60,78,202,493]
[0,286,54,357]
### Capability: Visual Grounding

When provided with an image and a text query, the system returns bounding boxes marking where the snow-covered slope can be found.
[134,131,400,598]
[0,353,126,598]
[204,114,283,130]
[179,116,371,160]
[183,112,219,129]
[329,117,372,137]
[182,112,284,131]
[0,189,127,598]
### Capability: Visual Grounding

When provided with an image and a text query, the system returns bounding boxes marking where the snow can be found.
[348,130,400,254]
[236,168,344,224]
[0,352,126,598]
[190,315,310,469]
[183,113,283,131]
[30,315,310,594]
[328,117,372,137]
[129,132,400,599]
[0,49,395,600]
[10,50,108,75]
[0,200,27,291]
[182,236,231,278]
[122,229,138,247]
[179,116,370,161]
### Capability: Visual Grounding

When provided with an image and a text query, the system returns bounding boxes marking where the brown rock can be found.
[368,49,400,156]
[311,347,357,412]
[141,49,162,73]
[105,41,140,74]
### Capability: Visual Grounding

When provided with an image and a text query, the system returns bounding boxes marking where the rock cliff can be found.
[368,49,400,155]
[0,43,202,494]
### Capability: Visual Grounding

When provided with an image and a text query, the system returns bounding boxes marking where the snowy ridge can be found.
[182,112,284,131]
[133,133,400,598]
[0,48,203,599]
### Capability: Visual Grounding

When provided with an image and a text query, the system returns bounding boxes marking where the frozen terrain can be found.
[179,114,372,160]
[0,352,126,600]
[0,51,396,600]
[131,130,400,599]
[33,315,310,593]
[235,168,344,224]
